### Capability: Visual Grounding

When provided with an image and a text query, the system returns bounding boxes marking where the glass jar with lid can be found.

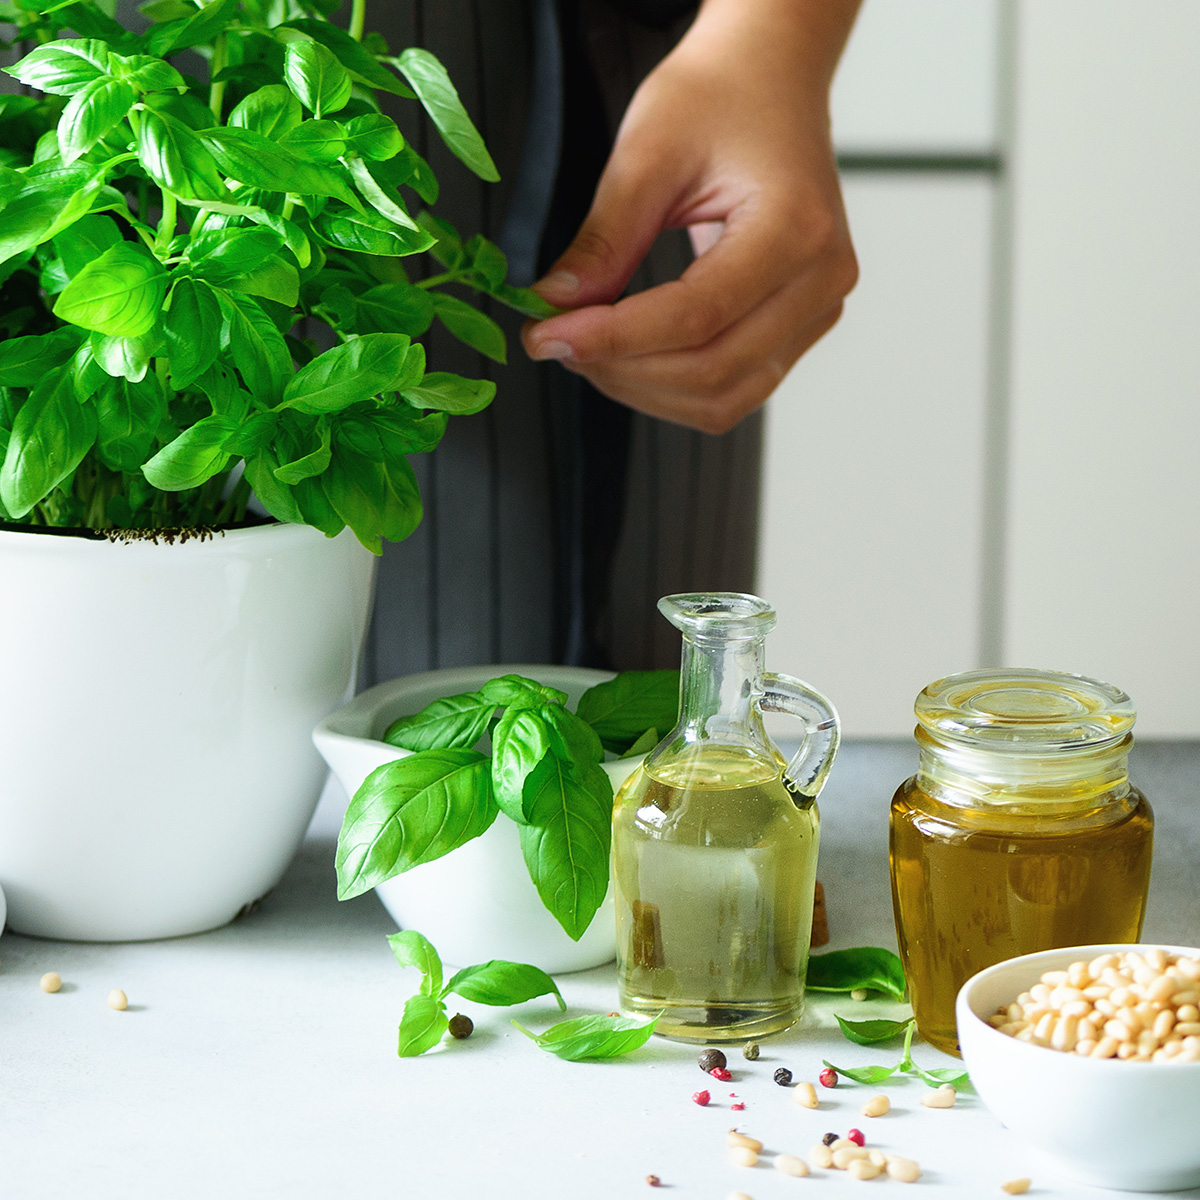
[890,668,1154,1055]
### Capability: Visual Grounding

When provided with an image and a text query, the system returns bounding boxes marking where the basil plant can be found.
[0,0,553,550]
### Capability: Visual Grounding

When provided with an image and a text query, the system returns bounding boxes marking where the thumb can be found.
[533,140,678,309]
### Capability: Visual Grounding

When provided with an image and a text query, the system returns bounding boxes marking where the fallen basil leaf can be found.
[387,929,443,998]
[806,946,907,1001]
[914,1066,973,1091]
[443,960,565,1011]
[835,1015,915,1046]
[512,1013,659,1061]
[822,1059,902,1085]
[397,993,448,1057]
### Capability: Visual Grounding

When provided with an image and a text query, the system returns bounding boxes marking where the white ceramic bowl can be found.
[313,665,644,973]
[957,943,1200,1192]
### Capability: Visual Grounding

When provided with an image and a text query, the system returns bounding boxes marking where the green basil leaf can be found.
[272,422,330,484]
[187,225,284,281]
[576,670,680,754]
[0,166,105,267]
[399,372,494,416]
[51,213,121,278]
[321,443,421,552]
[312,205,435,257]
[0,328,82,386]
[222,256,300,307]
[478,676,568,709]
[393,47,498,182]
[244,445,304,525]
[489,281,562,320]
[0,368,97,518]
[142,414,235,490]
[146,0,238,54]
[283,40,351,118]
[490,705,553,823]
[540,704,605,766]
[280,18,414,99]
[373,145,438,205]
[345,153,417,231]
[90,330,160,382]
[396,993,448,1057]
[386,929,443,998]
[140,0,196,19]
[56,75,134,163]
[228,84,303,140]
[219,290,293,404]
[143,88,217,132]
[245,209,311,268]
[383,690,496,752]
[373,407,446,456]
[94,373,165,473]
[5,38,110,95]
[623,727,659,758]
[518,755,613,941]
[822,1059,903,1085]
[163,277,221,389]
[53,242,167,337]
[335,747,496,900]
[512,1013,659,1061]
[915,1067,972,1090]
[464,233,507,287]
[200,126,359,206]
[339,113,403,161]
[430,292,505,364]
[443,961,565,1011]
[278,118,345,163]
[120,55,186,93]
[835,1015,915,1047]
[806,947,908,1001]
[281,332,409,414]
[352,281,434,337]
[135,109,225,200]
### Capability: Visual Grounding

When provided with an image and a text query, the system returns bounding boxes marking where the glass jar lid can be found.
[915,668,1136,754]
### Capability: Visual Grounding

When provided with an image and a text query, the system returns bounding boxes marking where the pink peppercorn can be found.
[709,1067,732,1081]
[731,1102,745,1111]
[819,1067,839,1088]
[692,1090,711,1106]
[848,1129,865,1147]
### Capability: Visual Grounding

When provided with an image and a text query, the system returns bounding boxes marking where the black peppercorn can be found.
[698,1047,727,1072]
[742,1041,760,1061]
[773,1067,793,1086]
[822,1132,838,1146]
[448,1013,474,1039]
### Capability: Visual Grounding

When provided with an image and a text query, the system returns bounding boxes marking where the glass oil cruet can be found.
[612,592,840,1042]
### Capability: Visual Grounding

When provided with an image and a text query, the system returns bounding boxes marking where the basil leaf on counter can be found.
[397,994,449,1058]
[335,748,497,899]
[575,670,679,755]
[387,929,443,998]
[806,946,907,1001]
[916,1066,973,1090]
[822,1059,903,1085]
[512,1013,659,1061]
[835,1015,915,1046]
[443,961,565,1011]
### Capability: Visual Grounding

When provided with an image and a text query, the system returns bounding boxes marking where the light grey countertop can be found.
[2,740,1197,1200]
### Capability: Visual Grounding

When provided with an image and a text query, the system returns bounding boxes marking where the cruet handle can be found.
[759,673,841,800]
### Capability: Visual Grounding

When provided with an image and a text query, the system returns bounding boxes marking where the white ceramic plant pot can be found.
[0,522,376,941]
[313,665,643,973]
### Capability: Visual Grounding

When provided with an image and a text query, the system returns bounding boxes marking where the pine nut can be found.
[729,1146,758,1168]
[861,1094,890,1118]
[830,1138,857,1152]
[1177,1004,1200,1023]
[1041,970,1069,986]
[920,1085,956,1109]
[1092,1036,1120,1058]
[1001,1178,1032,1194]
[1074,1039,1097,1056]
[40,972,62,993]
[775,1154,809,1177]
[887,1156,922,1183]
[728,1131,763,1153]
[793,1081,818,1109]
[868,1149,888,1168]
[809,1144,834,1169]
[847,1159,881,1180]
[832,1146,869,1169]
[1174,1021,1200,1036]
[107,988,128,1011]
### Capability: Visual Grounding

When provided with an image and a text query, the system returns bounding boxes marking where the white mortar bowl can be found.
[957,944,1200,1192]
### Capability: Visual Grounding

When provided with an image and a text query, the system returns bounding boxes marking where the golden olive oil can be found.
[613,745,820,1042]
[890,776,1153,1055]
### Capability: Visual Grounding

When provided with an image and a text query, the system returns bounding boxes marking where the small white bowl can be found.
[957,943,1200,1192]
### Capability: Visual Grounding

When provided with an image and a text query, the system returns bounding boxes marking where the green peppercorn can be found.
[698,1048,727,1072]
[448,1013,474,1039]
[742,1041,760,1061]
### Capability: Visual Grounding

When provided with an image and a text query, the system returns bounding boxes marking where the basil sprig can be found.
[389,929,565,1058]
[336,670,678,940]
[826,1018,972,1090]
[512,1013,660,1061]
[806,946,907,1001]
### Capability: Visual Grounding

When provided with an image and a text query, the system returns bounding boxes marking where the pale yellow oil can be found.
[613,746,820,1042]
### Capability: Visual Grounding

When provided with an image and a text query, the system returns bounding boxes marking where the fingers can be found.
[549,276,847,434]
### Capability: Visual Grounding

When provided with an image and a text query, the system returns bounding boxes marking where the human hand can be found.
[521,0,861,435]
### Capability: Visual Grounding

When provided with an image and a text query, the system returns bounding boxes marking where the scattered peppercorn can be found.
[645,1175,661,1187]
[822,1132,838,1146]
[847,1129,865,1147]
[448,1013,474,1039]
[692,1090,711,1106]
[819,1066,839,1088]
[710,1066,733,1081]
[698,1048,727,1072]
[773,1067,793,1086]
[742,1042,760,1061]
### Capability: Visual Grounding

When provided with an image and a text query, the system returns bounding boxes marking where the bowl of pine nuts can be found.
[957,944,1200,1192]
